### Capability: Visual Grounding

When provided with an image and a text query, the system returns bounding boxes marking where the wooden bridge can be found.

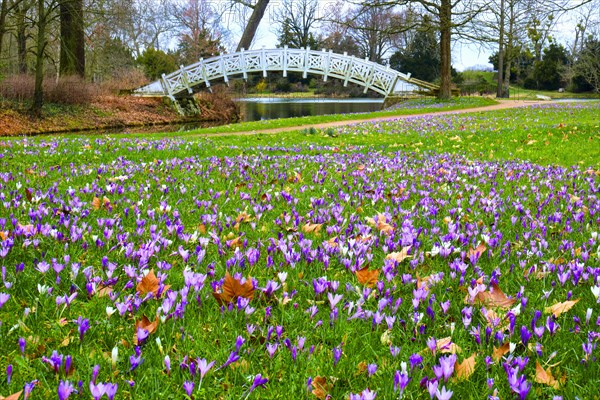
[133,47,438,106]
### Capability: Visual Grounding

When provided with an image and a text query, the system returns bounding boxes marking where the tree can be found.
[32,0,59,116]
[172,0,224,65]
[569,37,600,92]
[345,0,405,63]
[527,43,568,90]
[370,0,484,98]
[389,24,439,81]
[59,0,84,76]
[136,47,176,80]
[275,0,321,49]
[234,0,270,51]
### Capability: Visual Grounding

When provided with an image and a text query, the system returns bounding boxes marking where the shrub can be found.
[194,86,240,122]
[0,74,97,105]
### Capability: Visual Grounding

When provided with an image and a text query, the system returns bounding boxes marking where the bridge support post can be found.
[198,59,212,92]
[261,46,267,78]
[282,46,288,77]
[343,54,353,87]
[322,49,332,82]
[219,56,229,85]
[179,65,193,95]
[303,47,311,79]
[240,48,248,80]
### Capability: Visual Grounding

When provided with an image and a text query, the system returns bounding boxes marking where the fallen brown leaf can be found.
[468,243,487,258]
[534,360,561,389]
[356,266,379,287]
[212,272,255,305]
[0,390,23,400]
[545,299,579,318]
[455,353,476,380]
[474,283,516,309]
[492,342,510,362]
[137,270,160,297]
[302,223,323,234]
[385,246,412,263]
[311,376,332,400]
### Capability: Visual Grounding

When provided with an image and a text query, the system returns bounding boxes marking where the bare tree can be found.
[345,0,405,63]
[274,0,321,49]
[233,0,270,51]
[171,0,225,64]
[361,0,485,98]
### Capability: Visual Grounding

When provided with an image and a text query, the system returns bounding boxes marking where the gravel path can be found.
[195,99,550,137]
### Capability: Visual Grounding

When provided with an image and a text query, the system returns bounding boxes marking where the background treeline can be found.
[0,0,598,115]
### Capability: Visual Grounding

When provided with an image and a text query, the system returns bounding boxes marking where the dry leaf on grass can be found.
[385,246,412,263]
[534,360,563,389]
[545,299,579,318]
[134,315,159,345]
[474,283,516,309]
[92,196,111,210]
[493,342,511,362]
[455,353,476,380]
[137,270,169,298]
[436,337,462,354]
[212,272,255,305]
[468,243,487,258]
[355,266,379,287]
[0,390,23,400]
[311,376,332,400]
[302,223,323,234]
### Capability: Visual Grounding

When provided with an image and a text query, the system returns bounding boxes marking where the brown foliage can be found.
[194,86,240,123]
[0,74,97,105]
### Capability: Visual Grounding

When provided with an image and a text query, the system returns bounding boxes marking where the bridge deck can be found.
[134,47,437,99]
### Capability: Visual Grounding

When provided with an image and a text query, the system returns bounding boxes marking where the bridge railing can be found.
[138,47,417,98]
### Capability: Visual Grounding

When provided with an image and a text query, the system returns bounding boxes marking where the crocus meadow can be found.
[0,102,599,399]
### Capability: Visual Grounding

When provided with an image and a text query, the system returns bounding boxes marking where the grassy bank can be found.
[188,97,498,135]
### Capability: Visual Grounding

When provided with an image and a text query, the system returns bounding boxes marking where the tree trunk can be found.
[438,0,452,99]
[236,0,269,51]
[16,1,27,73]
[0,0,8,58]
[496,0,509,98]
[31,0,46,117]
[60,0,85,77]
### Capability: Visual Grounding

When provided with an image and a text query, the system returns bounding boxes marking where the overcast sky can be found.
[212,0,593,71]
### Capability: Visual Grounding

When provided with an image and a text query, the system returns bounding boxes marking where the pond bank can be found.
[0,96,229,136]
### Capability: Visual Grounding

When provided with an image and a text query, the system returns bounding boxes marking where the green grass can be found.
[186,97,497,135]
[0,101,599,399]
[507,86,600,101]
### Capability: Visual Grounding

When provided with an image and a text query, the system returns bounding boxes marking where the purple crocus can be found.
[332,346,342,366]
[76,316,90,342]
[89,382,105,400]
[433,354,456,382]
[367,363,377,376]
[247,374,268,395]
[19,337,26,355]
[104,383,117,400]
[219,351,240,370]
[436,385,453,400]
[0,292,9,309]
[394,370,411,395]
[58,380,75,400]
[6,364,12,384]
[183,381,194,397]
[197,358,215,378]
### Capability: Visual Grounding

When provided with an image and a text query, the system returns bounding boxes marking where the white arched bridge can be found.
[133,46,438,102]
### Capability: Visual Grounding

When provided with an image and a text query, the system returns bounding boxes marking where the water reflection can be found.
[237,98,384,121]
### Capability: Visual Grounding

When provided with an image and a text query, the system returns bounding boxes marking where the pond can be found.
[107,98,386,135]
[237,97,385,121]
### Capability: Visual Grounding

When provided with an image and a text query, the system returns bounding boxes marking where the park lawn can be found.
[0,101,599,399]
[186,97,498,135]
